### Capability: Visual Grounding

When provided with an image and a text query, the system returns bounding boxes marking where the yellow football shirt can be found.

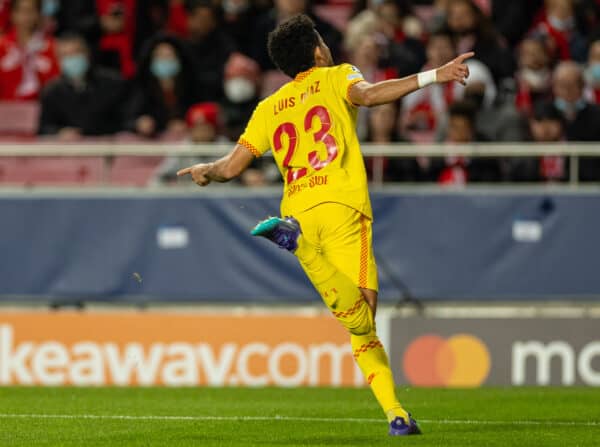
[238,63,372,219]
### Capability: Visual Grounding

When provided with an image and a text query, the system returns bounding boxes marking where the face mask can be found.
[61,54,89,79]
[151,59,181,79]
[224,77,256,103]
[42,0,60,17]
[585,63,600,86]
[554,97,586,116]
[520,68,550,91]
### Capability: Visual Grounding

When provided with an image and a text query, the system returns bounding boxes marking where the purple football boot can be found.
[250,216,301,252]
[388,415,421,436]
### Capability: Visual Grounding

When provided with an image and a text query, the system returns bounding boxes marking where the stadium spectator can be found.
[443,0,515,82]
[347,13,423,141]
[364,101,432,183]
[491,0,542,47]
[552,60,600,180]
[133,0,173,55]
[346,30,386,140]
[584,37,600,104]
[400,31,460,143]
[222,0,260,56]
[47,0,98,41]
[438,100,502,185]
[154,101,222,183]
[427,0,450,32]
[367,102,400,144]
[377,0,424,43]
[553,60,600,139]
[186,101,219,144]
[461,59,525,142]
[125,34,199,139]
[95,0,136,79]
[166,0,187,37]
[249,0,342,70]
[0,0,59,100]
[184,0,235,102]
[345,11,378,71]
[221,52,261,141]
[528,0,588,63]
[515,38,553,115]
[364,102,396,182]
[379,1,425,77]
[511,101,568,182]
[348,0,425,77]
[157,100,271,186]
[38,33,127,139]
[2,0,600,184]
[530,102,568,182]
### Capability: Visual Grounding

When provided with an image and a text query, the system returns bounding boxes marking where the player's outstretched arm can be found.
[349,52,474,108]
[176,144,254,186]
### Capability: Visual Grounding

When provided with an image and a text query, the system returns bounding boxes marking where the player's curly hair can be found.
[268,14,320,78]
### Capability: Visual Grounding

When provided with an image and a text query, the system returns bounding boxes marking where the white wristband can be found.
[417,69,437,88]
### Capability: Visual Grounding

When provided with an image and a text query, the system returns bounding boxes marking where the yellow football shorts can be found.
[295,202,379,292]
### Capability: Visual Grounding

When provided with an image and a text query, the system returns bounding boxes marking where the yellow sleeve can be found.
[237,100,271,158]
[334,63,366,107]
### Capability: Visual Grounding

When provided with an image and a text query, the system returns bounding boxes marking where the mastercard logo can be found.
[402,334,491,387]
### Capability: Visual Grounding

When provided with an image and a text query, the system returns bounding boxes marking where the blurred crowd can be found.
[2,0,600,185]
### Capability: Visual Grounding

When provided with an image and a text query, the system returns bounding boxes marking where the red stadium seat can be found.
[21,157,106,185]
[0,101,40,136]
[110,156,164,186]
[0,157,25,184]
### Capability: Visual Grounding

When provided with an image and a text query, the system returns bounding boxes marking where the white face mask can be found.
[520,68,550,91]
[585,63,600,87]
[224,77,256,103]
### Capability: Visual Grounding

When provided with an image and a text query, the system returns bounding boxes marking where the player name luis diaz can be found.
[274,81,321,115]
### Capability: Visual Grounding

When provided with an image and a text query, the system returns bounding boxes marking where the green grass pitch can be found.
[0,387,598,446]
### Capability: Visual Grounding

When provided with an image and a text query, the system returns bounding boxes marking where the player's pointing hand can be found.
[177,163,213,186]
[436,51,474,86]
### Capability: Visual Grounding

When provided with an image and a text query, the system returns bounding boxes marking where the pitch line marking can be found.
[0,414,597,427]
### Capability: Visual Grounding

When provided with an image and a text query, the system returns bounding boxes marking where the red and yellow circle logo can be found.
[402,334,491,387]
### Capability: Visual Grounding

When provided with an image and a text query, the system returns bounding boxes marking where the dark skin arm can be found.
[177,144,255,186]
[178,52,474,185]
[348,52,474,107]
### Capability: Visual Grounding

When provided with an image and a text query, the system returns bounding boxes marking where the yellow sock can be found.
[295,236,409,422]
[351,333,410,423]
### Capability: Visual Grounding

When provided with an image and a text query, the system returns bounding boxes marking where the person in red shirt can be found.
[0,0,59,100]
[515,37,553,115]
[438,100,502,185]
[400,31,460,142]
[528,0,588,63]
[167,0,187,37]
[96,0,136,79]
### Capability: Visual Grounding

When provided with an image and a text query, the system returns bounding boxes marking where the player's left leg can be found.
[252,207,420,436]
[349,287,414,432]
[306,210,413,431]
